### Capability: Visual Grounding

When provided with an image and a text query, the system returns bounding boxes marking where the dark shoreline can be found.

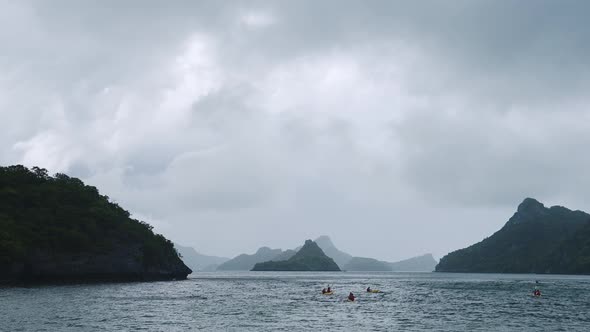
[0,274,189,288]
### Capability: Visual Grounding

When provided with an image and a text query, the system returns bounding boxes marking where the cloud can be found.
[1,0,590,260]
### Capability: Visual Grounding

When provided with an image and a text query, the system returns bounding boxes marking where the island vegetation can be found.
[0,165,191,283]
[436,198,590,274]
[251,240,341,271]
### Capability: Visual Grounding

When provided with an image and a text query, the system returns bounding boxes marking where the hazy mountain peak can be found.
[510,198,588,226]
[298,240,325,257]
[511,198,549,224]
[174,243,229,272]
[517,197,545,213]
[314,235,335,248]
[437,199,590,273]
[313,235,352,267]
[256,246,273,254]
[389,253,438,272]
[217,246,285,271]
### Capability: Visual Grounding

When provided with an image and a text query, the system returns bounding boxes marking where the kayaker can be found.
[533,280,541,296]
[348,292,355,301]
[327,286,331,293]
[366,287,372,292]
[322,288,327,294]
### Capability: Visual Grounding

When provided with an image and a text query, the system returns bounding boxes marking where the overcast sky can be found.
[2,0,590,261]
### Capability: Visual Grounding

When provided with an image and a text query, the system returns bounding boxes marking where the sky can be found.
[2,0,590,261]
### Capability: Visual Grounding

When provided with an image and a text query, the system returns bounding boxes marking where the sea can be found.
[2,272,589,331]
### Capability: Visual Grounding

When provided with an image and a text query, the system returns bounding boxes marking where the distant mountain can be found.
[314,236,353,268]
[436,198,590,274]
[343,254,437,272]
[174,244,229,272]
[343,257,391,271]
[216,247,287,271]
[389,254,437,272]
[218,234,435,273]
[271,249,297,261]
[252,240,341,271]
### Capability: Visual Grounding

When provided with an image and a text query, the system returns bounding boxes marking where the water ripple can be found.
[1,272,590,331]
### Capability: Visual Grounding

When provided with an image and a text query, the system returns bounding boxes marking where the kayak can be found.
[322,292,334,295]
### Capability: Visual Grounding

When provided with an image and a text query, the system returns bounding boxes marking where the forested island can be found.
[0,165,191,284]
[436,198,590,274]
[251,240,341,271]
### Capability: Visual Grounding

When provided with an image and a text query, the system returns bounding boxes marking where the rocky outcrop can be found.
[251,240,341,271]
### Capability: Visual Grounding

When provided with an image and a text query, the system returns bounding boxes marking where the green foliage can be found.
[252,240,341,271]
[436,199,590,274]
[0,165,180,268]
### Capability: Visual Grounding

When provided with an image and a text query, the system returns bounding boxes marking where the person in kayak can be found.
[322,288,327,294]
[533,280,541,296]
[348,292,355,301]
[366,287,372,292]
[327,286,331,293]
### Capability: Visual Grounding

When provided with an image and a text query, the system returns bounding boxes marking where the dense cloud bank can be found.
[1,1,589,259]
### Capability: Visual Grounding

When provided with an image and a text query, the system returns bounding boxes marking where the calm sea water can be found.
[2,272,590,331]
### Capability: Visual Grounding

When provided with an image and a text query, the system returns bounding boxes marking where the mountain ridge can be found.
[217,235,436,272]
[436,198,590,274]
[343,254,437,272]
[216,247,293,271]
[174,244,229,272]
